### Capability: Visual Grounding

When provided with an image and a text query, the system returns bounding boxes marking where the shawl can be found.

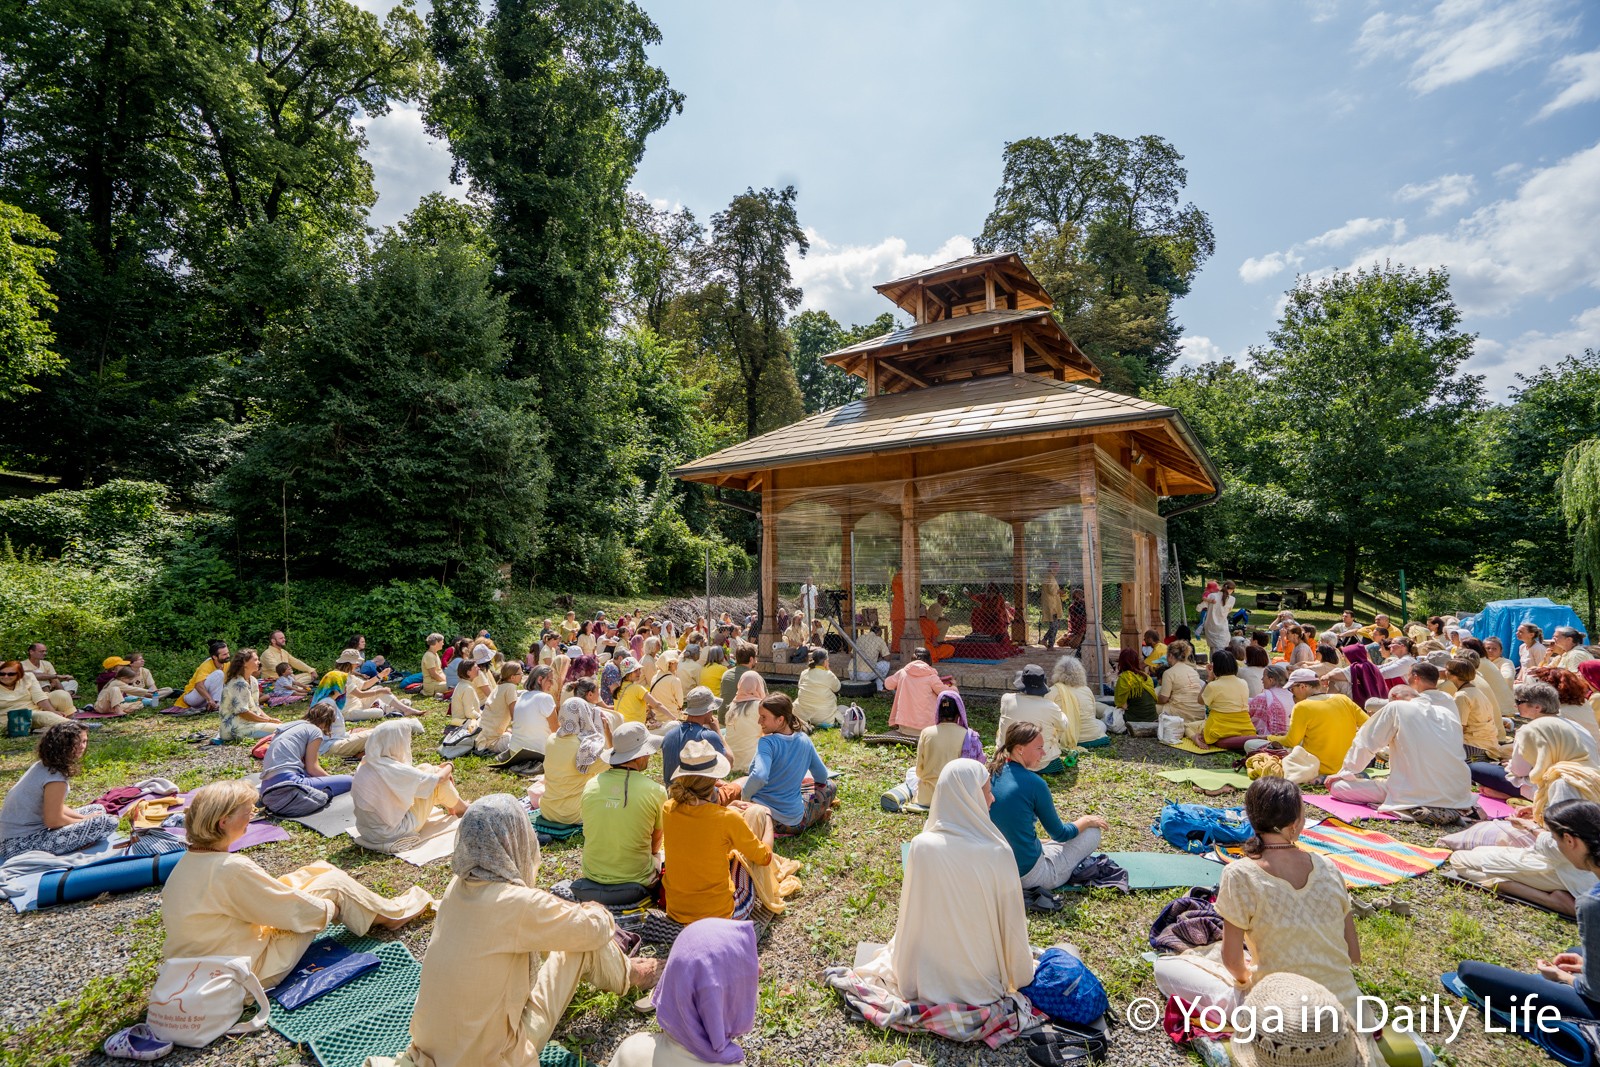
[1342,643,1387,708]
[452,793,539,886]
[654,919,760,1064]
[555,697,606,772]
[728,671,767,719]
[936,691,985,762]
[1518,716,1600,823]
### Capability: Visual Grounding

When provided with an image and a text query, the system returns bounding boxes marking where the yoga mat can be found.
[1477,794,1517,819]
[350,813,459,866]
[1161,737,1227,755]
[287,791,359,837]
[1061,851,1223,892]
[25,850,184,911]
[1442,971,1592,1066]
[155,704,209,716]
[72,708,126,719]
[168,819,289,852]
[938,657,1004,665]
[1157,768,1253,791]
[1302,794,1398,821]
[1219,817,1451,888]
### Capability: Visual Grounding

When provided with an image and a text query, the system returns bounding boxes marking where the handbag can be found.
[146,955,271,1048]
[268,939,381,1011]
[840,704,866,740]
[439,723,482,759]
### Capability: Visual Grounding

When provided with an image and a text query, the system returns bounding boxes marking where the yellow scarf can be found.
[1532,760,1600,824]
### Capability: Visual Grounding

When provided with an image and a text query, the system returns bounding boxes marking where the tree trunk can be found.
[1342,541,1359,611]
[1323,581,1335,609]
[1589,573,1596,637]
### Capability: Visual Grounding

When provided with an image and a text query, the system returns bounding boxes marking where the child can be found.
[94,667,154,714]
[269,661,310,706]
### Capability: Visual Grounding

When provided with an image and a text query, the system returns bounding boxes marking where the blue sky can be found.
[358,0,1600,402]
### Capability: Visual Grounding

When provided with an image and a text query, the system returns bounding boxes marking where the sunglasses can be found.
[0,671,18,678]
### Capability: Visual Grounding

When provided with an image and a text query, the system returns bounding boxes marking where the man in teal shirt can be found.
[580,722,665,888]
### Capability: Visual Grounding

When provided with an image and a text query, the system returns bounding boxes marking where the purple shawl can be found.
[655,918,759,1064]
[939,691,985,762]
[1343,643,1387,707]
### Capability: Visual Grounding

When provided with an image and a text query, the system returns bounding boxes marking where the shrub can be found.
[0,480,172,554]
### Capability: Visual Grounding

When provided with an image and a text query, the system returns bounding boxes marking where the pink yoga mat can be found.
[169,820,289,852]
[72,709,127,719]
[1303,792,1518,822]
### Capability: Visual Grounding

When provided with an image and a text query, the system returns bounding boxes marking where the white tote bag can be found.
[146,955,272,1048]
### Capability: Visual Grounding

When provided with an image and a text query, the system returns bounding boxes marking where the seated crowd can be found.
[5,605,1600,1067]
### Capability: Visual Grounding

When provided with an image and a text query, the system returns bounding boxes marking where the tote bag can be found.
[146,955,271,1048]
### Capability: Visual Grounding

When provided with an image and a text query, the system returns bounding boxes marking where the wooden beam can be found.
[1011,331,1025,375]
[1011,519,1028,644]
[985,270,997,311]
[916,285,927,325]
[760,470,779,667]
[876,360,932,389]
[899,459,920,661]
[864,360,878,397]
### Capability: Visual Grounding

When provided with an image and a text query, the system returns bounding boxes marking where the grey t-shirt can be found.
[0,761,68,841]
[263,720,324,780]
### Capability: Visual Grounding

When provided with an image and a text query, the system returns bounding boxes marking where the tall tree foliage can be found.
[214,228,546,588]
[1559,437,1600,631]
[0,0,428,488]
[1249,265,1483,607]
[696,186,807,437]
[976,133,1214,394]
[787,310,895,414]
[0,201,61,398]
[1478,351,1600,592]
[425,0,683,585]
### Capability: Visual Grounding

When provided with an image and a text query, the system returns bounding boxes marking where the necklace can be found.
[1259,839,1297,849]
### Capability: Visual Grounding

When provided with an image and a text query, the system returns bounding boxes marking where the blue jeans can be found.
[1458,959,1600,1019]
[1470,762,1520,796]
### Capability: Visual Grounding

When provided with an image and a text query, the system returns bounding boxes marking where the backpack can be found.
[1019,947,1109,1026]
[840,704,866,740]
[1152,801,1253,855]
[259,778,332,819]
[438,723,481,760]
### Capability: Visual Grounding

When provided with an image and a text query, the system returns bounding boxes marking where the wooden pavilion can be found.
[674,251,1219,688]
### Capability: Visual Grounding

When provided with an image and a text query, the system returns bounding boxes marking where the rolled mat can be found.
[33,850,184,909]
[1440,971,1592,1067]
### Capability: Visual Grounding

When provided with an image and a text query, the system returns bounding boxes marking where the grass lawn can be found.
[0,682,1572,1066]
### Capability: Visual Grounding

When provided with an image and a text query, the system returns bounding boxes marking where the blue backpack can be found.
[1020,948,1109,1025]
[1152,801,1253,854]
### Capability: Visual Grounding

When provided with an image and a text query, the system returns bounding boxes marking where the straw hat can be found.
[672,738,732,781]
[1229,973,1373,1067]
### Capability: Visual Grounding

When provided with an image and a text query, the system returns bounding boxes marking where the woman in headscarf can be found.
[1341,642,1387,709]
[351,719,468,854]
[722,670,766,775]
[398,796,659,1067]
[909,691,985,808]
[1450,715,1600,916]
[537,696,611,827]
[830,760,1036,1031]
[609,919,760,1067]
[1581,660,1600,723]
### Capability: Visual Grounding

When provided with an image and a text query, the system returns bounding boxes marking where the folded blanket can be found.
[825,961,1047,1048]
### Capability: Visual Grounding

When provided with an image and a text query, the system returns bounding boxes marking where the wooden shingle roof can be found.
[673,374,1217,495]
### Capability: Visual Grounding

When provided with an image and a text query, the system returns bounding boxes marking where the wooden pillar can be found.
[759,470,779,667]
[1121,580,1140,655]
[916,285,927,325]
[985,270,996,311]
[1010,519,1028,644]
[1077,443,1109,689]
[840,514,856,639]
[1011,331,1025,375]
[899,471,920,661]
[865,361,878,397]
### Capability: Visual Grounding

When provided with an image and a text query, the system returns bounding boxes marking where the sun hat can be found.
[672,738,732,781]
[601,721,663,766]
[101,656,131,670]
[1287,668,1322,686]
[660,649,680,667]
[335,648,363,666]
[471,644,496,664]
[1228,972,1373,1067]
[1020,664,1050,696]
[682,686,724,717]
[616,656,643,677]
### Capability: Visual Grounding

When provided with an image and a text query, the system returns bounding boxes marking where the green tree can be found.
[1250,264,1483,608]
[426,0,682,584]
[619,193,703,333]
[215,229,546,591]
[788,310,895,413]
[0,201,61,398]
[1559,437,1600,632]
[976,133,1214,394]
[699,186,808,437]
[1479,350,1600,592]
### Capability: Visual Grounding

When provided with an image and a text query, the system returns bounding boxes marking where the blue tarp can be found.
[1458,598,1585,668]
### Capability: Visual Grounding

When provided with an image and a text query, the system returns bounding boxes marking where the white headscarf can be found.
[353,718,433,814]
[452,793,539,886]
[879,758,1034,1005]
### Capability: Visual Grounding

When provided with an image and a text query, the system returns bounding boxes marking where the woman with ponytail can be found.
[729,694,835,835]
[987,722,1106,907]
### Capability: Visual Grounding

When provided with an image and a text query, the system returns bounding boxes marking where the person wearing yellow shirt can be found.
[1040,561,1065,647]
[449,660,485,727]
[611,657,669,726]
[180,641,231,711]
[261,631,317,687]
[1141,629,1168,670]
[699,646,728,701]
[1248,670,1369,776]
[1199,650,1257,746]
[421,633,448,698]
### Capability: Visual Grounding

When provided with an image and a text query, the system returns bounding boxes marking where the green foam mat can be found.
[306,998,415,1067]
[270,940,421,1045]
[540,1042,591,1067]
[1061,851,1222,891]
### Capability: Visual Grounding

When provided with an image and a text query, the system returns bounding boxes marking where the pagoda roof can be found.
[823,308,1099,391]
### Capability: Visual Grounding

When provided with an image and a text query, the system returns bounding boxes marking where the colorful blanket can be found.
[1218,816,1451,888]
[824,963,1048,1048]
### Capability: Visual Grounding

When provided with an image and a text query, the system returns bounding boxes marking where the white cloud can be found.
[790,232,974,324]
[358,106,464,229]
[1237,218,1404,283]
[1470,306,1600,400]
[1357,0,1575,93]
[1395,173,1477,216]
[1173,336,1245,370]
[1342,139,1600,316]
[1539,48,1600,118]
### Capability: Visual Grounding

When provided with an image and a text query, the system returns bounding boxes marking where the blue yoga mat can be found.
[18,849,184,912]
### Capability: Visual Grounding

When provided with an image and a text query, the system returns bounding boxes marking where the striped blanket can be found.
[1218,816,1451,888]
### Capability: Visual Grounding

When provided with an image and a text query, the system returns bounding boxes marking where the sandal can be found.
[104,1023,173,1061]
[1020,1025,1108,1065]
